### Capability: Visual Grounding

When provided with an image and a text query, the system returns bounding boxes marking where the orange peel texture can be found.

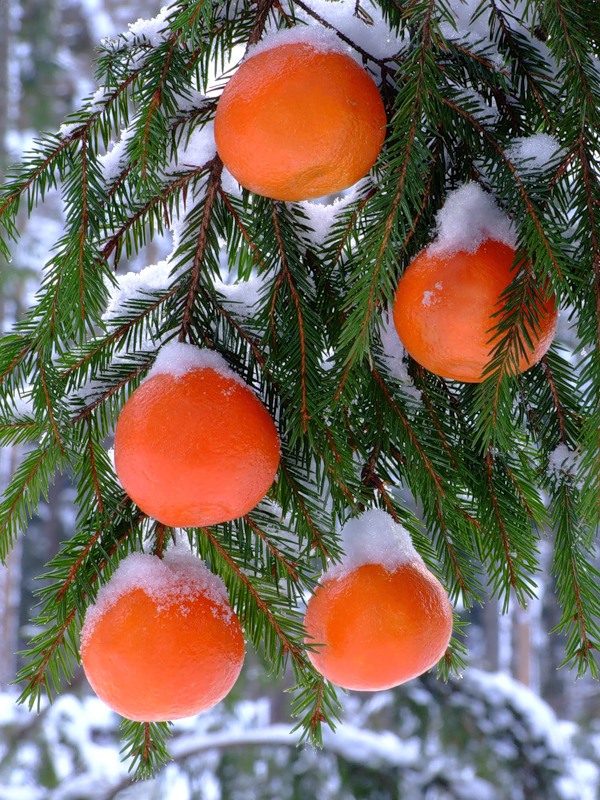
[214,41,386,201]
[393,240,558,382]
[304,561,453,691]
[80,555,245,721]
[114,368,280,527]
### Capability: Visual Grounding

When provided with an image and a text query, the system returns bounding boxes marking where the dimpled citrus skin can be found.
[114,368,280,527]
[304,562,453,691]
[81,586,245,721]
[393,240,558,382]
[214,42,387,201]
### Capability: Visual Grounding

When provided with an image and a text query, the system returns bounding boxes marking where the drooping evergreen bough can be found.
[0,0,598,777]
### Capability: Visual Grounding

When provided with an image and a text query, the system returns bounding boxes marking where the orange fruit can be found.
[214,39,386,201]
[80,551,245,721]
[114,353,280,527]
[304,560,453,691]
[392,239,558,382]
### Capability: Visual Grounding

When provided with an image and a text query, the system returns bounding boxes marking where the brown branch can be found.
[291,0,393,65]
[270,205,309,429]
[416,372,459,470]
[540,356,569,443]
[278,461,330,561]
[70,365,146,424]
[87,419,105,515]
[153,523,168,559]
[332,186,378,270]
[0,67,140,219]
[579,136,600,345]
[140,39,176,181]
[557,487,592,659]
[200,525,306,665]
[484,451,519,595]
[55,507,144,605]
[25,518,137,694]
[432,497,469,596]
[78,132,89,319]
[334,2,436,400]
[361,450,400,522]
[38,356,64,455]
[553,0,598,113]
[61,288,178,380]
[201,285,266,367]
[0,343,31,387]
[178,156,223,343]
[217,187,263,265]
[248,0,277,47]
[0,448,52,558]
[143,723,152,762]
[441,95,563,279]
[371,364,445,496]
[489,0,554,128]
[244,516,299,582]
[102,166,206,264]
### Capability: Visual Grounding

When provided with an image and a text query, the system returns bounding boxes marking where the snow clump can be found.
[81,546,232,647]
[325,509,423,580]
[103,260,174,322]
[247,24,350,60]
[507,134,563,171]
[428,182,516,256]
[377,309,421,401]
[146,340,248,389]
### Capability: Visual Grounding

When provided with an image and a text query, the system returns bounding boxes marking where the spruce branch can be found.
[178,156,223,342]
[270,203,310,430]
[440,95,564,280]
[120,719,173,780]
[292,0,393,65]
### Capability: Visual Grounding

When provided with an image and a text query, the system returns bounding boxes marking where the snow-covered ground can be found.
[0,668,597,799]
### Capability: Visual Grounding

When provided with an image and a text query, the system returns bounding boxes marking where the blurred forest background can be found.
[0,1,599,798]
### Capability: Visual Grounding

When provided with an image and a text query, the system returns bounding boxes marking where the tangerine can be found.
[80,550,245,721]
[304,560,453,690]
[214,38,386,201]
[114,346,280,527]
[392,239,558,382]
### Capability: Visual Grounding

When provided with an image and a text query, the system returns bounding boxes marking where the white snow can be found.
[507,133,562,171]
[288,0,407,61]
[247,25,350,60]
[81,547,232,647]
[440,0,491,44]
[146,340,248,389]
[221,165,243,196]
[213,273,264,319]
[98,124,135,185]
[466,668,562,749]
[547,443,580,480]
[103,260,174,321]
[428,182,516,256]
[169,122,217,173]
[126,6,171,47]
[377,309,421,401]
[8,386,34,419]
[324,508,423,580]
[298,179,369,246]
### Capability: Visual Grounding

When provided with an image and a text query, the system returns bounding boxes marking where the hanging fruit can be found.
[114,342,280,527]
[80,549,245,721]
[303,509,453,691]
[392,239,558,382]
[214,32,386,201]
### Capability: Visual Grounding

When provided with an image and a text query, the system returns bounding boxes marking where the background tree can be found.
[0,0,599,779]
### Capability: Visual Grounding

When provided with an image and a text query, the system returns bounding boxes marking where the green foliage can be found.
[0,0,599,779]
